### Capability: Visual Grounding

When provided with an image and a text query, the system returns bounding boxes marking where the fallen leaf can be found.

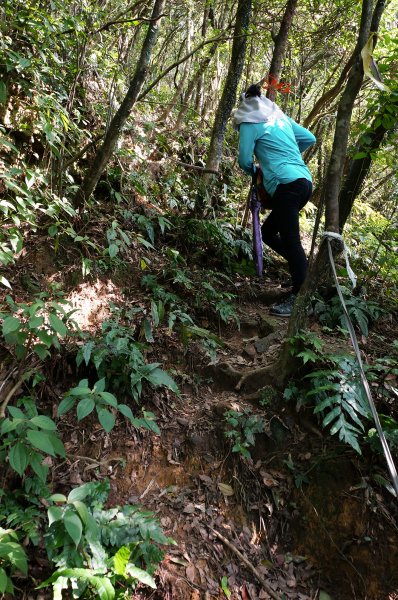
[218,483,234,496]
[186,564,199,583]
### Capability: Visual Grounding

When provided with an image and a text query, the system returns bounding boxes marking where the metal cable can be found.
[323,232,398,498]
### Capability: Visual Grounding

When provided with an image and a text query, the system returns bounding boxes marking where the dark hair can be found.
[245,84,261,98]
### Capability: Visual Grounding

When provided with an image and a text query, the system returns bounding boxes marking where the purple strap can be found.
[250,183,263,277]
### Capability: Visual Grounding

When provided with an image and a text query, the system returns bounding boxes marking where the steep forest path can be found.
[101,281,398,600]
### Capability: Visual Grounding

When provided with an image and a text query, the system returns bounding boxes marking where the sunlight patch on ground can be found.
[66,279,123,332]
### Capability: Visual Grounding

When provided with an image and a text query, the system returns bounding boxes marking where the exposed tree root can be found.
[235,364,275,392]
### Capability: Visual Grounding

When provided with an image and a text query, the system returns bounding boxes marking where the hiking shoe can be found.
[270,293,296,317]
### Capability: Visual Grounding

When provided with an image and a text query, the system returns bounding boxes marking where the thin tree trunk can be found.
[339,114,397,230]
[303,0,387,129]
[73,0,165,209]
[275,0,377,386]
[265,0,298,102]
[203,0,252,177]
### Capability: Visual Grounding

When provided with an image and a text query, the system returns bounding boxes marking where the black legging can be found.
[261,178,312,295]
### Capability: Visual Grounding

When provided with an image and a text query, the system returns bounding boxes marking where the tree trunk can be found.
[203,0,252,177]
[73,0,165,209]
[339,110,397,230]
[303,0,387,129]
[275,0,377,386]
[263,0,298,102]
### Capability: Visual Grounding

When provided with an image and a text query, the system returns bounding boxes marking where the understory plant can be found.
[0,527,28,595]
[40,479,174,599]
[224,408,264,459]
[314,286,385,336]
[286,331,371,453]
[76,317,180,403]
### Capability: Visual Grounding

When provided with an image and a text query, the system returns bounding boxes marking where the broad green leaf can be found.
[50,493,67,503]
[98,408,115,433]
[33,343,50,359]
[30,415,57,430]
[1,418,19,434]
[125,563,156,589]
[142,318,154,342]
[2,316,21,335]
[94,378,106,393]
[57,395,75,416]
[38,568,115,599]
[322,406,341,428]
[64,510,83,547]
[151,300,159,327]
[72,501,90,527]
[0,542,27,573]
[47,433,66,457]
[0,81,7,105]
[82,341,94,365]
[98,391,118,407]
[146,367,180,396]
[108,243,119,258]
[49,312,68,337]
[69,385,92,396]
[77,397,95,421]
[113,546,130,576]
[141,411,160,435]
[48,505,64,526]
[26,430,56,456]
[0,567,7,594]
[8,406,25,419]
[118,404,134,420]
[37,329,53,346]
[9,443,29,476]
[68,483,93,503]
[30,452,49,482]
[29,316,44,328]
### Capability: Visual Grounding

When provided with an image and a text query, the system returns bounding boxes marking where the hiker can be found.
[233,84,316,317]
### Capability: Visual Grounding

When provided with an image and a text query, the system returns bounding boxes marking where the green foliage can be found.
[41,480,173,598]
[0,397,65,481]
[0,527,28,596]
[223,408,264,459]
[0,293,78,361]
[305,355,370,454]
[76,317,179,407]
[314,287,385,337]
[0,490,43,546]
[58,377,160,434]
[167,217,254,274]
[286,332,372,454]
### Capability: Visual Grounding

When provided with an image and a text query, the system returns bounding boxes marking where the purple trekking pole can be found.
[250,170,263,277]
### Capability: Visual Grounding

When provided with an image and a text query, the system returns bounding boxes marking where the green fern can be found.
[306,355,370,453]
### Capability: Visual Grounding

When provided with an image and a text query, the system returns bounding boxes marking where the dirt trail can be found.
[103,281,398,600]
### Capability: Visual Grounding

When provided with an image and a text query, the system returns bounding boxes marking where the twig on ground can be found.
[67,454,125,467]
[0,378,24,418]
[209,526,282,600]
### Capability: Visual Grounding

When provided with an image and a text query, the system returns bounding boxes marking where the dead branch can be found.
[209,527,283,600]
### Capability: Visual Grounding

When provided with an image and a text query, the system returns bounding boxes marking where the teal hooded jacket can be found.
[238,116,316,197]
